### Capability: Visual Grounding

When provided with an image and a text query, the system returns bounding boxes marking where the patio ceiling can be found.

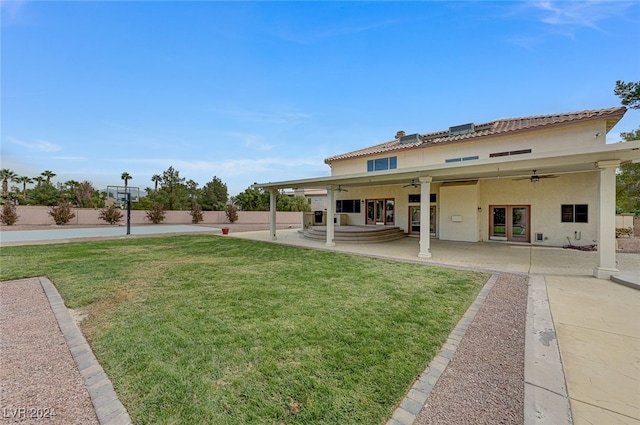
[254,140,640,191]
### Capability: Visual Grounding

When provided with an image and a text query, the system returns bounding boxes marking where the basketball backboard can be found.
[106,186,140,203]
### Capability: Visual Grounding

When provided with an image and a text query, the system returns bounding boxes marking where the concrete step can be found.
[303,226,407,243]
[611,272,640,291]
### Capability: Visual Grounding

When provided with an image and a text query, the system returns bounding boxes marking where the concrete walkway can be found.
[1,225,638,424]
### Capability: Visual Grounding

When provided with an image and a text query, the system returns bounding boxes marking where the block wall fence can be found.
[8,206,303,227]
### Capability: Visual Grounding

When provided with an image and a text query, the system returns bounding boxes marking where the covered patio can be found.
[228,227,640,279]
[254,138,640,279]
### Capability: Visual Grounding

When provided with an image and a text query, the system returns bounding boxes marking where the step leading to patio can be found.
[611,272,640,291]
[303,225,407,243]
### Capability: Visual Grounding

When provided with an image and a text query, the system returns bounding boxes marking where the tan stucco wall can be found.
[478,172,599,246]
[330,171,607,247]
[329,121,607,176]
[439,182,480,242]
[8,206,302,227]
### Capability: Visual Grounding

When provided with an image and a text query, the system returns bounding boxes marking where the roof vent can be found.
[399,133,421,144]
[395,130,406,139]
[449,123,475,137]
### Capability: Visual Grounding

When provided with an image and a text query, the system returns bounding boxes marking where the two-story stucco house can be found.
[255,107,640,279]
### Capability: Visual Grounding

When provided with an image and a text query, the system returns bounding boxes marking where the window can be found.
[336,199,361,213]
[489,149,532,158]
[367,156,397,172]
[561,204,588,223]
[445,155,478,163]
[408,194,436,203]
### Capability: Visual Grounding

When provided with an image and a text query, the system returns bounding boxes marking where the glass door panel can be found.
[410,206,420,234]
[385,200,395,225]
[367,200,375,225]
[511,207,528,240]
[430,206,436,235]
[375,200,384,224]
[491,207,507,239]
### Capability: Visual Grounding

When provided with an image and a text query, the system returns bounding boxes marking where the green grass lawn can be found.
[0,235,488,425]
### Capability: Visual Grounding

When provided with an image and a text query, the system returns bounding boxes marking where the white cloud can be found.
[51,156,88,161]
[219,107,313,125]
[7,136,62,152]
[0,0,27,25]
[529,1,636,32]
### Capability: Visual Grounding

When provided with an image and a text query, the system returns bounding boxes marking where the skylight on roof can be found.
[449,123,475,137]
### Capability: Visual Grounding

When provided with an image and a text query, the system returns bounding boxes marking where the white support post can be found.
[269,189,277,240]
[593,160,620,279]
[325,185,335,247]
[418,176,432,258]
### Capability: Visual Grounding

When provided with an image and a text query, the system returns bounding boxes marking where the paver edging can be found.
[385,273,500,425]
[39,276,132,425]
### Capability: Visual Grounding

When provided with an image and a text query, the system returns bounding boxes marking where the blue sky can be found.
[2,1,639,197]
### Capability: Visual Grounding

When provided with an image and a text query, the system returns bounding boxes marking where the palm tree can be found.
[0,169,17,197]
[41,170,56,183]
[14,176,33,197]
[33,176,45,187]
[121,172,132,191]
[151,174,162,192]
[64,180,80,190]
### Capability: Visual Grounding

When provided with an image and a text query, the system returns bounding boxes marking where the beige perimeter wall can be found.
[9,206,302,227]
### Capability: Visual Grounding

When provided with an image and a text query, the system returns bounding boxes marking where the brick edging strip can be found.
[40,277,132,425]
[385,273,500,425]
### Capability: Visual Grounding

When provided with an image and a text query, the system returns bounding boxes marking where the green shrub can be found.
[146,203,166,224]
[0,203,19,225]
[49,200,76,225]
[99,205,124,225]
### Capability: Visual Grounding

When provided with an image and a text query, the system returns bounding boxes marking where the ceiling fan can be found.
[403,179,420,188]
[335,185,348,192]
[513,170,557,183]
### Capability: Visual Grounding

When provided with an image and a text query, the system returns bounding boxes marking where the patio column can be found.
[593,160,620,279]
[418,176,432,258]
[269,189,277,240]
[325,185,335,247]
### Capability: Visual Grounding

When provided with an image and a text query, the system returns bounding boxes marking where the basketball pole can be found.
[126,192,131,235]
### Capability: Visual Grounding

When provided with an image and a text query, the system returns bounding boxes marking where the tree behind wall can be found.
[617,128,640,214]
[614,80,640,214]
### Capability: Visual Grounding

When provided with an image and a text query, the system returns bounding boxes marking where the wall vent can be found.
[399,133,421,144]
[449,123,475,137]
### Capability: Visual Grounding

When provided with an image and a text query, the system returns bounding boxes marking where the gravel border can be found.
[387,273,529,425]
[1,278,99,424]
[0,278,131,425]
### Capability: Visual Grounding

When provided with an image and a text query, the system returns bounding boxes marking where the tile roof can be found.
[324,106,627,164]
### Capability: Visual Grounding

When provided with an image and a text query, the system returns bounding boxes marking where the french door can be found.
[490,205,530,242]
[366,199,395,225]
[409,206,436,236]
